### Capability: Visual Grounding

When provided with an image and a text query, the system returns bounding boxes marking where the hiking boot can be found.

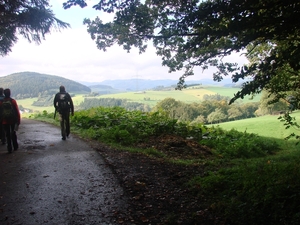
[13,144,18,151]
[7,146,12,153]
[62,136,66,140]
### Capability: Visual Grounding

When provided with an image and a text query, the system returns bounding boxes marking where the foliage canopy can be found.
[63,0,300,104]
[0,0,70,56]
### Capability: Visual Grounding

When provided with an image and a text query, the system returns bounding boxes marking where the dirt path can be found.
[0,119,127,225]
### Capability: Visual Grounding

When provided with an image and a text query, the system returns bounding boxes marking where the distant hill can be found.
[0,72,91,99]
[81,78,240,91]
[88,84,123,94]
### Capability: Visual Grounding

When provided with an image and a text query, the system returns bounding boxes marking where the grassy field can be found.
[18,95,86,115]
[95,90,204,107]
[213,114,292,139]
[204,86,261,102]
[94,87,259,106]
[212,111,300,151]
[17,86,260,114]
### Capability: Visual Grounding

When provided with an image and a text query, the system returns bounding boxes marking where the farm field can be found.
[17,98,50,113]
[95,90,203,107]
[18,94,86,115]
[214,111,300,139]
[95,87,259,106]
[205,86,261,102]
[17,86,260,114]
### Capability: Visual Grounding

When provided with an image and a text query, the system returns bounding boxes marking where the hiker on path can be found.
[53,85,74,140]
[0,88,6,145]
[0,88,21,153]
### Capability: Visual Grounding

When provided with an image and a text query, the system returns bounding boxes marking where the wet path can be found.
[0,119,127,225]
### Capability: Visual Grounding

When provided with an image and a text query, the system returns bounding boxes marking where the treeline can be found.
[77,94,260,125]
[153,95,260,124]
[0,72,91,99]
[79,98,152,112]
[152,92,290,124]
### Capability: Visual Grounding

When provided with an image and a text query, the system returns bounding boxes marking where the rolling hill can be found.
[0,72,91,99]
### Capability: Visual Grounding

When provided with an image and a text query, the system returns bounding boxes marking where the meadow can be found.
[204,86,261,102]
[88,86,260,107]
[93,90,204,107]
[18,94,86,114]
[210,111,300,152]
[17,86,261,114]
[212,113,293,139]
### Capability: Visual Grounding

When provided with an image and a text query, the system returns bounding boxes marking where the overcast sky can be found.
[0,0,248,83]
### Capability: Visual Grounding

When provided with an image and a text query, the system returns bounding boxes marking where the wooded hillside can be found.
[0,72,91,99]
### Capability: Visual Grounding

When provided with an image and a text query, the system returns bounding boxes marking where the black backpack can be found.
[58,93,70,112]
[1,99,15,120]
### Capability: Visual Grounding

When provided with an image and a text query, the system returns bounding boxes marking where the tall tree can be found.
[0,0,70,56]
[207,108,227,124]
[228,105,243,121]
[63,0,300,104]
[258,90,289,115]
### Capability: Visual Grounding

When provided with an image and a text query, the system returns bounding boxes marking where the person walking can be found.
[53,85,74,140]
[0,88,6,145]
[0,88,21,153]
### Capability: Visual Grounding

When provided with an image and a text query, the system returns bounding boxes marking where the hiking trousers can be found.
[59,112,70,139]
[3,124,18,152]
[0,123,6,144]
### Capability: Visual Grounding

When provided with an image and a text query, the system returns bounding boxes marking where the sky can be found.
[0,0,248,84]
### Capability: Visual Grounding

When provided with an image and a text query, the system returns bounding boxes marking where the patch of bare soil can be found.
[94,134,224,225]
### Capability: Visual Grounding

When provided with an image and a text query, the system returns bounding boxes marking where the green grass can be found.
[213,112,300,139]
[96,87,261,106]
[96,90,202,106]
[210,112,300,152]
[17,87,261,114]
[96,87,260,106]
[17,98,53,113]
[18,94,86,115]
[205,86,261,102]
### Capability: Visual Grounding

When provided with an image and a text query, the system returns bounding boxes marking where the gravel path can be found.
[0,119,127,225]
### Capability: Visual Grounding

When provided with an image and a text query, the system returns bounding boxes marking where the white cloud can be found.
[0,0,248,83]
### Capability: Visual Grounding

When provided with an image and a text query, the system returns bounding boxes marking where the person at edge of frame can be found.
[0,88,21,153]
[0,88,6,145]
[53,85,74,140]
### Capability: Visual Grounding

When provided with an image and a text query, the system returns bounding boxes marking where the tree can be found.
[258,90,289,115]
[207,108,227,124]
[63,0,300,105]
[190,115,206,125]
[240,102,259,118]
[153,98,184,119]
[0,0,70,56]
[227,105,243,120]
